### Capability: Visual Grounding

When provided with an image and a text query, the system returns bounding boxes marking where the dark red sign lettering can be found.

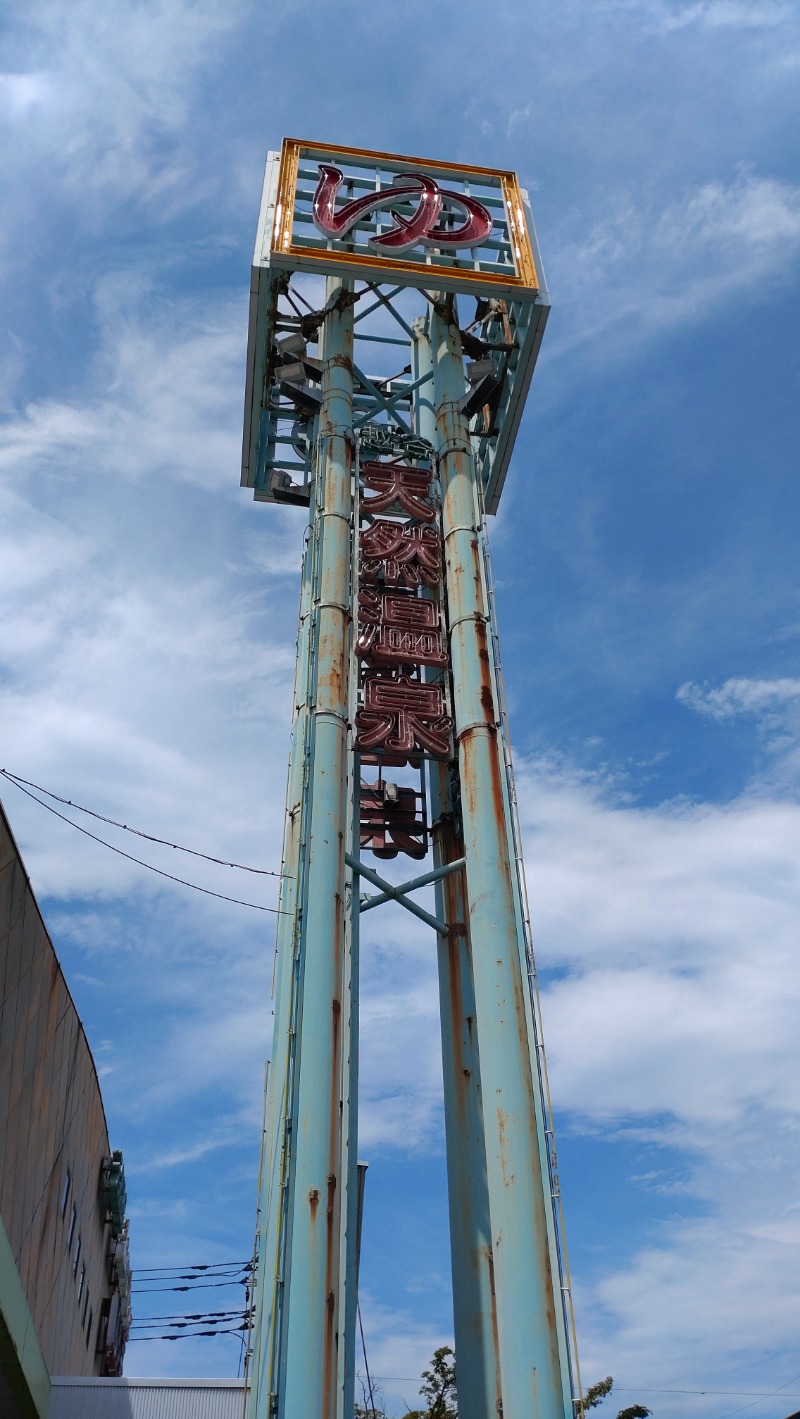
[313,165,493,254]
[361,462,436,522]
[355,674,453,762]
[360,519,442,588]
[359,782,427,860]
[357,589,448,669]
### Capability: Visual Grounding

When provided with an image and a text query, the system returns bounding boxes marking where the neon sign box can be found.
[242,140,551,514]
[267,138,539,294]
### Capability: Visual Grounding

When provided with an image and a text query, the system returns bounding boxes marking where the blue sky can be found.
[1,1,799,1415]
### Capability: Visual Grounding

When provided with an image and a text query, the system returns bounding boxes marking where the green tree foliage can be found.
[581,1378,615,1410]
[418,1346,457,1418]
[576,1376,651,1419]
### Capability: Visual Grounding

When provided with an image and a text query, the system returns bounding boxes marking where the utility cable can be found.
[132,1265,252,1277]
[129,1311,251,1322]
[716,1371,800,1419]
[357,1300,377,1417]
[127,1325,247,1341]
[131,1308,250,1324]
[0,773,286,914]
[371,1378,800,1399]
[133,1265,251,1278]
[132,1277,251,1294]
[131,1277,247,1287]
[0,769,284,876]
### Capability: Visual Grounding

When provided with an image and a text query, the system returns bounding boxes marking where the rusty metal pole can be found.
[269,276,355,1419]
[429,296,572,1419]
[247,494,315,1419]
[412,319,502,1419]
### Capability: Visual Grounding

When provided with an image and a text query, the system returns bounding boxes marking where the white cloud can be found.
[0,275,303,908]
[578,1206,800,1413]
[508,754,800,1403]
[677,677,800,787]
[0,280,248,492]
[521,758,800,1121]
[655,0,792,30]
[0,2,244,213]
[0,71,51,115]
[547,168,800,359]
[677,675,800,720]
[359,919,445,1152]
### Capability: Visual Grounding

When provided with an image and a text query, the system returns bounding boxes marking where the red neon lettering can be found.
[313,165,493,253]
[360,520,442,588]
[361,462,436,522]
[355,673,452,761]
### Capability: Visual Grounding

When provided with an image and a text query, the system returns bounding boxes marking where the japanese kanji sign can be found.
[360,520,442,589]
[355,673,452,761]
[361,462,437,523]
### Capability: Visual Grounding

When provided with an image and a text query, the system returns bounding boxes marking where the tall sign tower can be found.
[241,139,579,1419]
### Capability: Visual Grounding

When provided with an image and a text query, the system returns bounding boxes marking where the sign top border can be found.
[269,138,539,295]
[281,135,521,184]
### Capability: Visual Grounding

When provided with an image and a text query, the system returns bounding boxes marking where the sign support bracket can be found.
[345,851,463,935]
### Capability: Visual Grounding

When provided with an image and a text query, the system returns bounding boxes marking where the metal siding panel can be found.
[49,1381,247,1419]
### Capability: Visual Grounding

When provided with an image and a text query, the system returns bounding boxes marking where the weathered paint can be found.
[429,297,571,1419]
[413,321,503,1419]
[256,278,356,1419]
[474,502,577,1407]
[247,448,317,1419]
[339,741,361,1419]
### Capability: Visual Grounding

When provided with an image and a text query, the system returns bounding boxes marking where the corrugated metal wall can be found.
[0,804,116,1379]
[48,1379,247,1419]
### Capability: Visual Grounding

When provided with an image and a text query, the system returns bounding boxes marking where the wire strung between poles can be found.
[0,769,285,876]
[0,773,287,914]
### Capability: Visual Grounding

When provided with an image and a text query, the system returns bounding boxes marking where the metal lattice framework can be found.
[241,140,580,1419]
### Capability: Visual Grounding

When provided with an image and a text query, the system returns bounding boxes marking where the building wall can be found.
[49,1378,248,1419]
[0,801,115,1378]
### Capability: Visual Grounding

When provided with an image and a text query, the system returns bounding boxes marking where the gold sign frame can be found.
[270,138,539,296]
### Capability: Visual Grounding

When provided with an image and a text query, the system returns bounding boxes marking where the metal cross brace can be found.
[352,366,434,436]
[344,853,465,936]
[351,363,413,436]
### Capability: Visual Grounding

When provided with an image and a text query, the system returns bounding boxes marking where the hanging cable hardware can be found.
[0,771,288,914]
[0,769,286,877]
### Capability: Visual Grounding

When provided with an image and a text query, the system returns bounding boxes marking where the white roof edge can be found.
[51,1378,247,1389]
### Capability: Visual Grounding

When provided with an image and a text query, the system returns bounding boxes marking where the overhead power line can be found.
[0,769,284,876]
[132,1277,251,1294]
[127,1325,247,1341]
[0,770,286,914]
[133,1266,251,1279]
[131,1315,250,1331]
[370,1378,800,1399]
[131,1310,250,1326]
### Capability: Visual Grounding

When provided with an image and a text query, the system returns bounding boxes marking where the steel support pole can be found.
[429,298,571,1419]
[340,737,361,1419]
[412,321,502,1419]
[277,277,355,1419]
[248,492,316,1419]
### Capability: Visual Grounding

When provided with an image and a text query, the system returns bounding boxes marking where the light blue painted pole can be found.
[429,297,571,1419]
[474,502,576,1408]
[412,320,502,1419]
[277,277,356,1419]
[248,487,316,1419]
[340,744,361,1418]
